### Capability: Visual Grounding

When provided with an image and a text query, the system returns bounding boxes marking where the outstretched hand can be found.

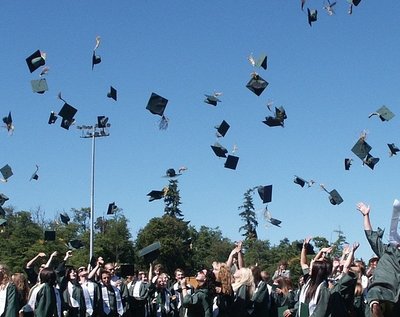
[357,202,370,216]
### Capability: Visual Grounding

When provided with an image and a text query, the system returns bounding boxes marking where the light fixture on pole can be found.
[77,116,110,263]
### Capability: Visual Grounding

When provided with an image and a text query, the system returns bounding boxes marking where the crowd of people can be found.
[0,202,399,317]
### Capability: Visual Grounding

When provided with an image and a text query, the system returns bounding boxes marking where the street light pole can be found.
[77,118,110,263]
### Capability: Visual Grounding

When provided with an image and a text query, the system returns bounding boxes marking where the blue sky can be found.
[1,0,399,262]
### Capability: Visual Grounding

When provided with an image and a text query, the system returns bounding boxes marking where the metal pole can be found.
[89,126,96,262]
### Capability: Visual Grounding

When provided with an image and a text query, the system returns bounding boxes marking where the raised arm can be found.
[357,202,372,231]
[342,242,359,274]
[300,237,312,270]
[26,252,46,268]
[45,251,58,268]
[236,241,244,269]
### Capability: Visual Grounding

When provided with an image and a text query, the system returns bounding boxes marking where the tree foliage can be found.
[238,188,258,240]
[164,179,184,219]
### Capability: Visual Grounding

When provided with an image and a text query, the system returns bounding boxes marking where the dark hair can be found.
[305,259,332,302]
[250,265,262,285]
[65,267,77,282]
[39,268,57,286]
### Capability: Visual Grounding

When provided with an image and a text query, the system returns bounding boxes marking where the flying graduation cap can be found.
[248,53,267,70]
[147,189,167,202]
[2,112,14,134]
[26,50,46,73]
[0,165,13,182]
[258,185,273,204]
[211,142,228,158]
[107,86,117,101]
[264,209,281,227]
[363,153,380,170]
[67,239,84,250]
[323,1,336,16]
[107,202,118,215]
[348,0,362,14]
[92,36,101,70]
[224,155,239,170]
[30,165,39,181]
[0,194,9,206]
[58,94,77,130]
[204,93,222,106]
[388,143,400,157]
[320,184,343,205]
[139,241,161,263]
[31,78,48,94]
[294,176,314,188]
[263,106,287,127]
[368,106,395,122]
[146,92,169,129]
[215,120,230,138]
[246,73,268,96]
[48,111,58,124]
[344,158,353,170]
[60,213,70,225]
[351,134,372,161]
[307,8,318,26]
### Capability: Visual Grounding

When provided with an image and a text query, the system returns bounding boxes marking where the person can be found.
[226,242,244,275]
[212,262,233,317]
[357,201,400,317]
[272,261,290,281]
[148,272,176,317]
[35,267,62,317]
[249,265,270,317]
[11,272,29,312]
[0,263,19,317]
[171,268,188,317]
[97,269,124,317]
[181,270,214,317]
[272,276,296,316]
[230,267,254,317]
[78,266,100,317]
[24,251,57,287]
[128,269,150,317]
[61,266,86,317]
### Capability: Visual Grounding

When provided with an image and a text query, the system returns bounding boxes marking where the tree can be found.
[71,207,90,234]
[164,179,184,219]
[135,215,193,274]
[238,188,258,240]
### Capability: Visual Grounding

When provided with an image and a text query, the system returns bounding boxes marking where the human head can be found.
[174,268,184,281]
[104,263,116,277]
[78,266,88,281]
[65,266,77,282]
[153,264,164,275]
[232,268,254,291]
[100,269,111,286]
[39,268,57,286]
[278,260,288,270]
[250,265,262,285]
[215,263,232,295]
[156,273,168,288]
[0,264,10,284]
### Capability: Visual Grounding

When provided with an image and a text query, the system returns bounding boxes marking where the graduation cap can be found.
[321,185,343,205]
[323,1,336,15]
[0,219,7,227]
[58,103,77,130]
[224,155,239,170]
[352,0,361,6]
[269,218,282,227]
[107,202,118,215]
[97,116,109,128]
[30,165,39,181]
[60,213,70,225]
[263,106,287,127]
[215,120,230,138]
[119,264,135,278]
[256,54,267,70]
[388,143,400,156]
[139,241,161,263]
[246,73,268,96]
[92,51,101,70]
[296,242,316,255]
[48,111,58,124]
[107,86,117,101]
[146,93,169,129]
[369,106,395,122]
[2,112,13,133]
[211,143,228,158]
[344,158,353,170]
[307,8,318,26]
[258,185,273,204]
[294,176,314,188]
[204,93,222,106]
[44,230,56,241]
[0,194,9,206]
[26,50,46,73]
[164,168,181,178]
[363,154,380,170]
[147,190,166,202]
[0,165,13,182]
[351,136,371,160]
[68,239,84,250]
[31,79,48,94]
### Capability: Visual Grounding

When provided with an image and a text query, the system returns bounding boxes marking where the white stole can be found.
[0,283,8,316]
[101,283,124,316]
[389,199,400,245]
[81,281,94,315]
[68,281,80,308]
[298,279,325,315]
[24,283,44,312]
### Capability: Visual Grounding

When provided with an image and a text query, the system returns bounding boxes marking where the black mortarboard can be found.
[107,202,117,215]
[48,111,58,124]
[224,155,239,170]
[328,189,343,205]
[58,103,77,130]
[388,143,400,156]
[146,93,168,116]
[307,8,318,26]
[211,143,228,158]
[263,116,283,127]
[352,0,361,5]
[92,51,101,70]
[256,54,267,70]
[204,94,221,106]
[89,256,97,269]
[351,137,371,160]
[246,73,268,96]
[0,194,8,206]
[119,264,135,278]
[215,120,230,137]
[0,165,13,181]
[165,168,181,178]
[139,241,161,263]
[369,105,395,122]
[294,176,306,187]
[147,190,165,202]
[296,242,316,255]
[44,230,56,241]
[29,165,39,181]
[107,86,117,101]
[68,239,84,250]
[258,185,273,204]
[2,112,13,132]
[269,218,281,227]
[60,213,70,225]
[31,79,48,94]
[363,154,379,170]
[97,116,109,128]
[26,50,46,73]
[344,158,352,170]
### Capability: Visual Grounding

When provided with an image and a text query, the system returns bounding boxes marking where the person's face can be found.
[78,269,88,280]
[157,276,166,288]
[105,264,115,276]
[370,260,378,268]
[279,264,286,271]
[69,270,77,280]
[175,271,184,281]
[101,273,111,286]
[196,270,206,285]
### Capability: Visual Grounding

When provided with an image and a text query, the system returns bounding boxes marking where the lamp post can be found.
[77,117,110,262]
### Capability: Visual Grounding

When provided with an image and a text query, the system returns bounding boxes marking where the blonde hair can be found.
[231,267,255,297]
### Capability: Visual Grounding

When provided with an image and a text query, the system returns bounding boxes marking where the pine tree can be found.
[164,179,184,219]
[238,187,258,240]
